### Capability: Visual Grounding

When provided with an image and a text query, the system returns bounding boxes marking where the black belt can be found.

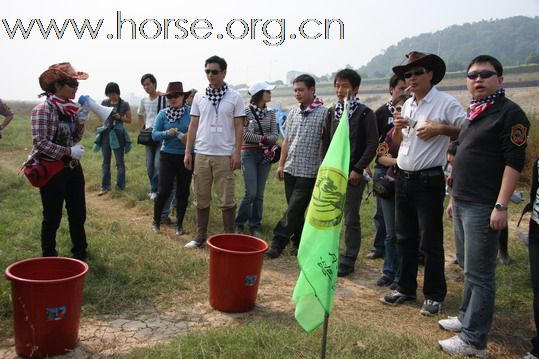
[62,157,80,169]
[396,166,443,180]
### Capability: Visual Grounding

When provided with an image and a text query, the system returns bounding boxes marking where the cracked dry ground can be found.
[0,155,532,358]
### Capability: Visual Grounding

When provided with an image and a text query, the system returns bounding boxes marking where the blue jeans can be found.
[373,167,387,253]
[235,149,271,232]
[529,220,539,356]
[101,129,125,190]
[380,193,400,283]
[339,179,367,269]
[453,199,499,350]
[145,143,160,193]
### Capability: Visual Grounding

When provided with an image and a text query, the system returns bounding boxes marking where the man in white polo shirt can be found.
[380,51,466,316]
[184,55,245,249]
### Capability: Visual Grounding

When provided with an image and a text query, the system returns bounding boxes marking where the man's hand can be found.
[349,170,362,186]
[276,166,285,181]
[184,153,192,171]
[445,202,453,221]
[416,120,440,140]
[490,208,508,230]
[230,151,240,170]
[393,114,408,131]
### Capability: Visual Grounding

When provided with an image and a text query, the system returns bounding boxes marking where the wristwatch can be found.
[494,203,508,211]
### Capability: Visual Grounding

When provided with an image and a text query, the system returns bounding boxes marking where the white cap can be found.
[248,82,276,96]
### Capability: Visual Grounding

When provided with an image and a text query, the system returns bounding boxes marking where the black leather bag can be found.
[137,129,158,146]
[373,177,395,199]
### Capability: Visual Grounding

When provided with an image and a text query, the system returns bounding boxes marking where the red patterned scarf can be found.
[49,95,81,118]
[300,97,324,115]
[468,88,505,121]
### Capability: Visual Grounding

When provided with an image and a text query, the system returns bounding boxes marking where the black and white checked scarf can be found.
[205,83,228,107]
[249,104,267,120]
[468,87,505,120]
[166,106,186,123]
[335,97,360,121]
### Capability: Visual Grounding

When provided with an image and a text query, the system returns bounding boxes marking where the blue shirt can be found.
[152,107,191,155]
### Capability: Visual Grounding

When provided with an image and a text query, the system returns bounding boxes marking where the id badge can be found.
[400,135,411,156]
[210,124,224,133]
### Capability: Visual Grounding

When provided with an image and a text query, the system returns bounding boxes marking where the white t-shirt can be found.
[138,96,166,129]
[190,88,245,156]
[397,87,466,171]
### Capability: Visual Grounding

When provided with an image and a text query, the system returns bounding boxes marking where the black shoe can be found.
[389,282,398,290]
[266,247,282,259]
[160,216,174,226]
[499,252,510,265]
[366,250,384,259]
[337,265,354,277]
[175,226,186,236]
[151,220,160,233]
[376,276,393,287]
[380,290,416,305]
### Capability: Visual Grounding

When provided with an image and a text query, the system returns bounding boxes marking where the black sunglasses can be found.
[205,69,221,75]
[166,92,182,99]
[466,70,498,80]
[403,68,427,79]
[61,79,79,88]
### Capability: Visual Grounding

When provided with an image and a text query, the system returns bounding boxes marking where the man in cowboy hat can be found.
[380,51,467,316]
[183,55,245,249]
[437,55,529,357]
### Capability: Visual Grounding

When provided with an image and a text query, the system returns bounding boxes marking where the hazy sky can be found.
[2,0,539,102]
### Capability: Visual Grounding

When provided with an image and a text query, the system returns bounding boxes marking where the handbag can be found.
[372,176,394,199]
[138,96,166,146]
[252,111,281,164]
[23,158,65,188]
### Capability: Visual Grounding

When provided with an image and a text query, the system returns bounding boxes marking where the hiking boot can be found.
[376,276,393,287]
[438,335,486,357]
[151,220,160,233]
[380,290,416,305]
[222,206,236,233]
[366,250,384,259]
[420,299,443,316]
[266,246,282,259]
[337,264,354,277]
[438,316,462,332]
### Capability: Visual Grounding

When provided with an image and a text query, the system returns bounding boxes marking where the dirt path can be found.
[0,153,531,358]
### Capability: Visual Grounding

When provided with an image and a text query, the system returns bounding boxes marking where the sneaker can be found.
[149,192,158,200]
[438,335,486,357]
[366,250,384,259]
[97,189,109,196]
[376,276,393,287]
[337,265,354,277]
[266,247,282,259]
[438,316,462,332]
[499,252,510,265]
[420,299,443,316]
[522,352,539,359]
[380,290,416,305]
[151,221,160,233]
[184,240,201,249]
[175,226,186,236]
[389,282,399,290]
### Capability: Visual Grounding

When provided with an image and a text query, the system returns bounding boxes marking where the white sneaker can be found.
[184,240,200,249]
[438,316,462,332]
[149,192,158,200]
[438,335,486,357]
[522,353,539,359]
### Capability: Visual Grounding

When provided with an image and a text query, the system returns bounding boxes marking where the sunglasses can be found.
[166,92,182,99]
[466,70,498,80]
[205,69,221,75]
[61,79,79,88]
[403,68,427,79]
[389,105,403,114]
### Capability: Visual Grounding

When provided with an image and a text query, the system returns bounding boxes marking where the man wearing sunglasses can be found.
[380,52,466,317]
[184,55,245,249]
[438,55,530,357]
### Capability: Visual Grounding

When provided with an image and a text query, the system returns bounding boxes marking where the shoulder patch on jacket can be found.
[510,124,527,147]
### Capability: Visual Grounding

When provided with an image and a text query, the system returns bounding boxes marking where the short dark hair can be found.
[293,74,316,89]
[140,73,156,86]
[389,74,404,89]
[105,82,120,96]
[205,55,227,71]
[334,69,361,89]
[467,55,503,76]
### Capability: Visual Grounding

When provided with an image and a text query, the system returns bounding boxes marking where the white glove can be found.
[176,132,187,144]
[70,144,85,160]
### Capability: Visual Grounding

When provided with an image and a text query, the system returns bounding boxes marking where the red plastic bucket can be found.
[207,234,268,312]
[5,257,89,358]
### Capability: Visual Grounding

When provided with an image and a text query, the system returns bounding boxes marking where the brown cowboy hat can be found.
[164,82,191,98]
[392,51,446,85]
[39,62,89,91]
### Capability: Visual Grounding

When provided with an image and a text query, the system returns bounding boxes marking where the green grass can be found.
[0,102,536,357]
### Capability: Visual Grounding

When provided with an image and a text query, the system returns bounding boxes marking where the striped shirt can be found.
[30,99,85,160]
[242,106,278,148]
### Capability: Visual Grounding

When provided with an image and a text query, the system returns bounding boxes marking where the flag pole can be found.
[321,312,329,359]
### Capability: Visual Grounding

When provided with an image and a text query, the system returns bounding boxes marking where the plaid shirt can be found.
[30,98,85,160]
[284,105,327,178]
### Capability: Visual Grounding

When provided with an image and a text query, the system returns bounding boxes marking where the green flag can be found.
[292,104,350,332]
